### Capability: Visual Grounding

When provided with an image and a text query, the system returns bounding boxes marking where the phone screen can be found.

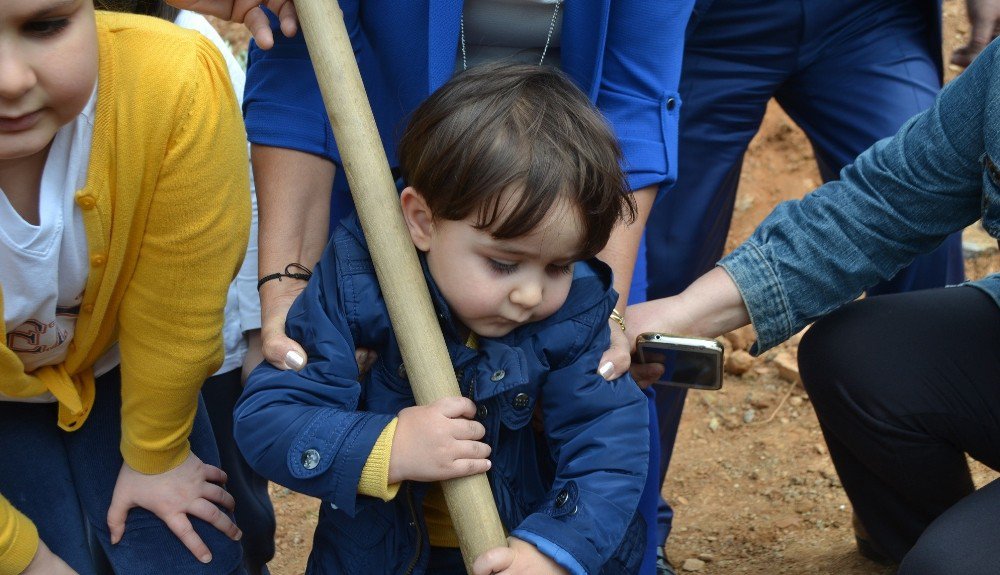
[642,347,721,389]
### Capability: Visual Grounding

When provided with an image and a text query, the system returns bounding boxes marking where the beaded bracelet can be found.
[257,263,313,291]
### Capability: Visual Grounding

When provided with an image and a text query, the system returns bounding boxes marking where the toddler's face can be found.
[408,190,584,338]
[0,0,97,163]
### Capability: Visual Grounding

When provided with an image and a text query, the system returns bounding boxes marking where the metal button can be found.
[397,363,407,379]
[554,489,569,508]
[301,448,321,470]
[477,404,488,419]
[512,393,530,409]
[666,97,677,111]
[490,370,505,382]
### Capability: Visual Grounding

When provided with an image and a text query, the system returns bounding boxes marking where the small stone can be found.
[697,553,715,563]
[681,558,706,572]
[775,516,800,529]
[726,350,754,375]
[677,496,690,506]
[773,352,800,383]
[708,417,720,432]
[743,409,756,424]
[788,395,804,407]
[814,443,828,455]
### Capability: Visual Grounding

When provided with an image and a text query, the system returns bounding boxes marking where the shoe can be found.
[852,512,895,566]
[657,547,676,575]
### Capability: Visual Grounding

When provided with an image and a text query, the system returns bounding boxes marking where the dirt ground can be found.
[213,2,999,573]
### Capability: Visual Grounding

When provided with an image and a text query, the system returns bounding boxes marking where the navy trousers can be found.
[799,287,1000,574]
[644,0,964,544]
[0,368,245,575]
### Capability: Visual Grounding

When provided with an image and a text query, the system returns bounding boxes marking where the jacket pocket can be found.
[498,387,536,430]
[982,153,1000,238]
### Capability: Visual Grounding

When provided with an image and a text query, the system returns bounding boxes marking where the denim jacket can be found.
[235,215,649,574]
[721,39,1000,353]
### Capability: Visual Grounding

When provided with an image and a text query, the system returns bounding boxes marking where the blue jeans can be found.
[0,367,245,575]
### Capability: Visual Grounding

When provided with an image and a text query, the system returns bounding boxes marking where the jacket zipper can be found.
[403,483,422,575]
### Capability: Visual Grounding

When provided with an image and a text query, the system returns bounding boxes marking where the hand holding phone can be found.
[636,332,724,390]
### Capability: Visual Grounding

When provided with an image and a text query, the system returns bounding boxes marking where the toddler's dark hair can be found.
[399,63,636,260]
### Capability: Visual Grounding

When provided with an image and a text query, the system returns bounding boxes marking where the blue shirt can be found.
[243,0,693,222]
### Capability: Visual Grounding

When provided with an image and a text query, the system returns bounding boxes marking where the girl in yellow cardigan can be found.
[0,2,250,574]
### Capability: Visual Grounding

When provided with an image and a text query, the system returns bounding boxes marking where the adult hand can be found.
[165,0,298,49]
[625,297,689,388]
[258,278,309,371]
[388,397,492,484]
[107,453,240,564]
[597,317,631,381]
[952,0,1000,68]
[472,537,569,575]
[21,540,77,575]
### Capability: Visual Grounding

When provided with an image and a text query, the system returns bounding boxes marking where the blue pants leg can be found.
[0,402,96,573]
[645,0,956,547]
[776,1,964,294]
[0,368,246,575]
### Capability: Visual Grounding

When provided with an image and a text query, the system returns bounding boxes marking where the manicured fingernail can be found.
[235,530,243,541]
[200,554,212,564]
[599,361,614,378]
[285,350,305,370]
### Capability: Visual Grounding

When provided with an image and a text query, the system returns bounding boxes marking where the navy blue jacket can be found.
[235,215,650,574]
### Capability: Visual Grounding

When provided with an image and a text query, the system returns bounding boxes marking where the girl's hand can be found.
[597,316,631,381]
[388,397,492,484]
[21,540,77,575]
[473,537,569,575]
[107,453,241,564]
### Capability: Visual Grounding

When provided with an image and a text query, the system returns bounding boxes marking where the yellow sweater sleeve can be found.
[357,418,402,501]
[113,29,251,472]
[0,496,38,575]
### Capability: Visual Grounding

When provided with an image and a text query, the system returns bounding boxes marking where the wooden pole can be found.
[293,1,508,571]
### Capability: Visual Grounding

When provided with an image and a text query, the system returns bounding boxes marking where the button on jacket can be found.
[721,38,1000,353]
[235,214,650,574]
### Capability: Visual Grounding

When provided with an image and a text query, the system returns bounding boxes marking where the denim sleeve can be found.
[233,247,393,516]
[512,307,649,573]
[721,41,997,353]
[598,0,694,196]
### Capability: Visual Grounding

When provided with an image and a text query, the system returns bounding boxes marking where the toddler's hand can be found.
[107,452,241,564]
[473,537,569,575]
[388,396,491,483]
[21,540,77,575]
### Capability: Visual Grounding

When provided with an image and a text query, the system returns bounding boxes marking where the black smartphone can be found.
[636,332,724,390]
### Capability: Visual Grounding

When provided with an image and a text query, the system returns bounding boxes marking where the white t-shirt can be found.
[0,86,119,402]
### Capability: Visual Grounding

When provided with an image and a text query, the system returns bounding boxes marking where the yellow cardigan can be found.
[0,12,250,572]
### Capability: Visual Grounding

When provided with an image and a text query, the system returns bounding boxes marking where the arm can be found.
[594,0,695,377]
[631,40,998,355]
[594,185,655,379]
[252,144,333,370]
[107,33,250,558]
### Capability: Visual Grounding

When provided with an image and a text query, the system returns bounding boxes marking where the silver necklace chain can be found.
[460,1,562,71]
